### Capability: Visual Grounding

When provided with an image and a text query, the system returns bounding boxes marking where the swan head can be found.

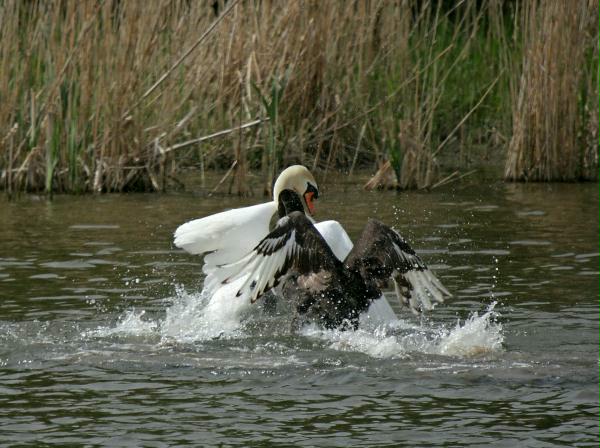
[273,165,319,216]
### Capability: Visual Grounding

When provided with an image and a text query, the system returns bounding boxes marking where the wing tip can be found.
[397,269,452,314]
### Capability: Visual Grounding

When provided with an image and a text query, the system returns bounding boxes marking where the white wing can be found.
[174,201,278,293]
[223,213,339,304]
[314,220,354,261]
[225,228,298,304]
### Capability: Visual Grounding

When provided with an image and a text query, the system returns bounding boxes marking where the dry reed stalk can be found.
[364,1,491,190]
[2,1,589,194]
[0,2,427,192]
[0,1,237,192]
[363,160,397,190]
[505,0,599,181]
[581,0,599,180]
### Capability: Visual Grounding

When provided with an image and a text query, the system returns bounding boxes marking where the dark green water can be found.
[0,179,598,446]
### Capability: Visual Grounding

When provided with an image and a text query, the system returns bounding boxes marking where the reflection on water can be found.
[0,179,598,446]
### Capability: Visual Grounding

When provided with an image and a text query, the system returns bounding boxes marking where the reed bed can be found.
[505,0,599,182]
[0,1,597,195]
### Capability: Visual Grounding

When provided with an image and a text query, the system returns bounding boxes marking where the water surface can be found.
[0,178,598,446]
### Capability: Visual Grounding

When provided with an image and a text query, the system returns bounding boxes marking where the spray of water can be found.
[302,302,502,359]
[91,284,503,360]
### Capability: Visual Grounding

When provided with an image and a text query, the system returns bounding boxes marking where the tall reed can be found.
[0,1,596,194]
[505,0,599,181]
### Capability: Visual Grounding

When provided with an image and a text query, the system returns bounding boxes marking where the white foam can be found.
[160,282,254,342]
[88,282,504,360]
[300,302,503,359]
[301,323,411,359]
[91,309,158,337]
[436,303,504,357]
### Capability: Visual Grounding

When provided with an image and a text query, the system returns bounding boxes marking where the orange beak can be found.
[304,191,316,215]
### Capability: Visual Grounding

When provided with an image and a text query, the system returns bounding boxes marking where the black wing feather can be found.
[222,211,340,303]
[346,219,451,313]
[345,219,426,278]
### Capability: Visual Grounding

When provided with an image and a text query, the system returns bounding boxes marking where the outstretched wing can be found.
[346,219,451,314]
[220,211,339,304]
[173,201,277,293]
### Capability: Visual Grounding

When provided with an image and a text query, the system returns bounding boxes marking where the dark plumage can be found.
[223,190,451,329]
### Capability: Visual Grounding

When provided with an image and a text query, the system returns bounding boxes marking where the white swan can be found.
[173,165,422,329]
[174,166,319,292]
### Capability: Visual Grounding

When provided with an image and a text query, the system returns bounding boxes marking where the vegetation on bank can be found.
[0,0,597,195]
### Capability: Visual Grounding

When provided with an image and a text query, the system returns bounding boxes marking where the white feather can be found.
[233,231,298,303]
[359,294,400,328]
[174,201,277,294]
[403,269,450,314]
[314,220,353,260]
[174,201,276,255]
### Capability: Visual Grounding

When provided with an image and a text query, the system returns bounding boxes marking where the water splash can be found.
[88,284,504,360]
[91,309,158,337]
[160,283,251,341]
[301,302,503,359]
[88,283,256,342]
[301,324,411,359]
[436,302,503,357]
